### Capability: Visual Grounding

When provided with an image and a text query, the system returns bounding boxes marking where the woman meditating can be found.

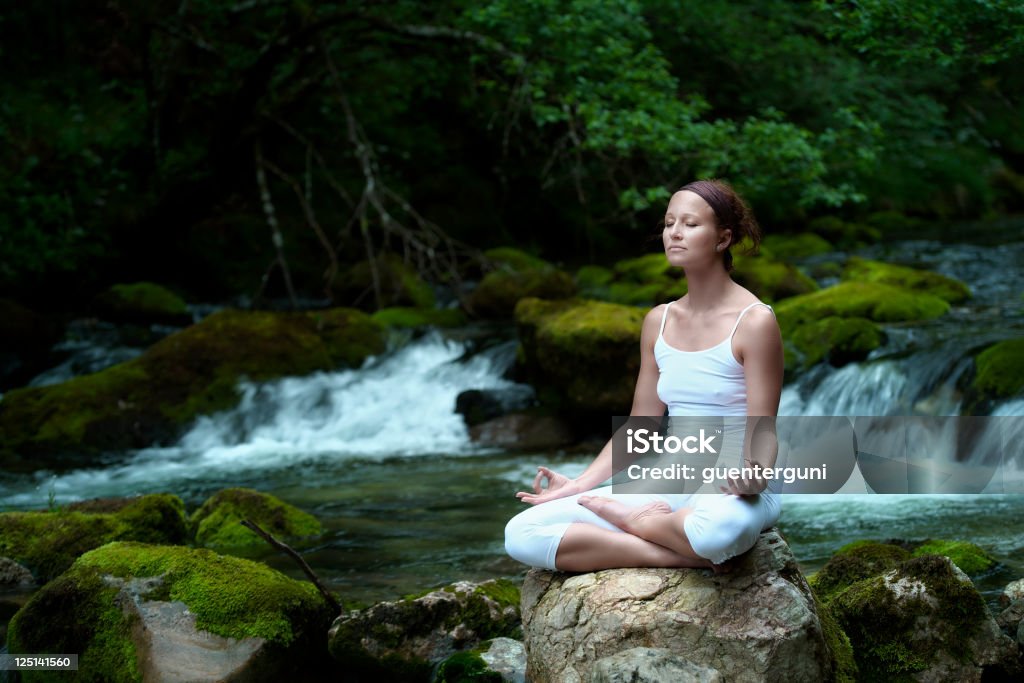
[504,179,784,572]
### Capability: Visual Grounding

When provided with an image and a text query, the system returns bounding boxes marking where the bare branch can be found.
[254,141,299,309]
[241,519,342,613]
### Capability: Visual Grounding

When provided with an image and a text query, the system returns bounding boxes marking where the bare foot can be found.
[578,496,672,535]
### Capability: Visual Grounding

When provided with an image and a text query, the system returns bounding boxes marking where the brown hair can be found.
[679,179,761,271]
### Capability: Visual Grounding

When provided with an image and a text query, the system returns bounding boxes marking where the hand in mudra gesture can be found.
[516,466,582,505]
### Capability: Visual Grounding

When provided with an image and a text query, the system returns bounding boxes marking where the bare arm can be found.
[516,305,667,504]
[723,306,784,495]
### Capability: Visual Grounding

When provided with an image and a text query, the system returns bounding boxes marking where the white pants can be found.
[504,486,781,569]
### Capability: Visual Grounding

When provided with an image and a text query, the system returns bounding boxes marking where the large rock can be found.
[327,579,521,682]
[1002,577,1024,605]
[333,252,436,311]
[812,540,1019,681]
[841,257,971,304]
[731,253,818,303]
[0,307,385,466]
[6,542,334,682]
[190,488,322,550]
[591,647,723,683]
[520,530,842,683]
[434,637,527,683]
[970,338,1024,406]
[515,297,644,415]
[0,494,188,583]
[467,247,576,318]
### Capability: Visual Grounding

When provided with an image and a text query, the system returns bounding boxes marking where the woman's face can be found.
[662,190,730,269]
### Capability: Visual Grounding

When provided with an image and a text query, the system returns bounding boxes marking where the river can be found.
[2,228,1023,612]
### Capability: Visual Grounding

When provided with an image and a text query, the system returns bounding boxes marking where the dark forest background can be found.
[3,0,1023,309]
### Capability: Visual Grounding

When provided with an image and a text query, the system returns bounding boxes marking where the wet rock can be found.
[1002,577,1024,605]
[0,307,385,465]
[479,637,526,683]
[327,579,521,682]
[0,556,33,588]
[841,257,971,304]
[515,297,644,415]
[467,248,575,319]
[190,488,322,550]
[970,338,1024,406]
[0,494,188,583]
[590,647,723,683]
[996,599,1024,637]
[6,542,334,682]
[468,413,575,451]
[826,555,1019,681]
[521,530,841,683]
[456,387,535,427]
[731,253,818,303]
[434,638,526,683]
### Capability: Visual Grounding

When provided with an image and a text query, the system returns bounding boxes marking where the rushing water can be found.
[2,231,1024,613]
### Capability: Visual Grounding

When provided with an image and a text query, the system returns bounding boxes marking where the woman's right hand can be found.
[515,466,582,505]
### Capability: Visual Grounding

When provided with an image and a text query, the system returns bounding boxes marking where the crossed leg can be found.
[560,497,713,572]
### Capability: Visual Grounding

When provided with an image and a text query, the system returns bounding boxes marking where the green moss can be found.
[910,540,995,575]
[434,651,503,683]
[612,253,681,282]
[812,590,858,683]
[0,308,384,460]
[0,495,187,582]
[515,298,645,412]
[760,233,834,261]
[972,338,1024,399]
[473,579,520,609]
[190,488,322,549]
[575,265,614,289]
[790,316,884,368]
[810,541,911,604]
[7,565,142,683]
[775,282,949,333]
[77,542,331,643]
[842,257,971,304]
[371,306,467,328]
[93,282,190,324]
[467,263,576,318]
[732,254,818,302]
[829,554,989,681]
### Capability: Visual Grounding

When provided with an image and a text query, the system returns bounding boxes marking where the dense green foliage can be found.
[1,1,1022,304]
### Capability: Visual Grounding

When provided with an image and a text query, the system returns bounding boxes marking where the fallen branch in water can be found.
[241,519,342,613]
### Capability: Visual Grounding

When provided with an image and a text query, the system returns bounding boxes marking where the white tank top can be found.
[655,301,774,417]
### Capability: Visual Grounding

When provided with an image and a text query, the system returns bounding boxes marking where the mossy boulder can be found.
[190,488,322,550]
[92,282,192,326]
[334,252,436,310]
[7,542,334,682]
[434,638,525,683]
[371,306,467,329]
[842,257,971,304]
[789,316,885,369]
[731,253,818,303]
[828,555,1017,681]
[327,579,521,682]
[573,255,686,307]
[466,247,576,318]
[515,297,645,414]
[775,282,949,333]
[0,494,188,583]
[0,307,385,465]
[910,539,996,575]
[810,540,913,603]
[971,338,1024,402]
[760,233,834,261]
